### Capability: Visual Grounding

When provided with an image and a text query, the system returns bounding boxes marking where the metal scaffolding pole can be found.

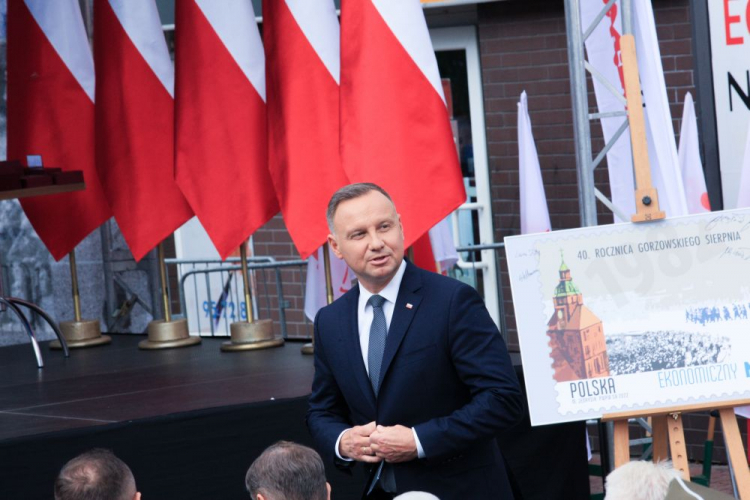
[564,0,634,230]
[564,0,598,228]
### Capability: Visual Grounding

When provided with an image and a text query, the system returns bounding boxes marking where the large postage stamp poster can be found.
[505,209,750,425]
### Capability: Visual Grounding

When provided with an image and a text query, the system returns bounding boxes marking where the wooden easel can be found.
[602,400,750,497]
[603,34,750,498]
[620,34,665,224]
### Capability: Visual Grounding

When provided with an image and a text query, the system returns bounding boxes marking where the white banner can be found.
[708,0,750,209]
[506,209,750,425]
[581,0,687,220]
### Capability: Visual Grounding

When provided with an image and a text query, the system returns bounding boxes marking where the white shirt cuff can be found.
[335,428,354,461]
[412,427,425,459]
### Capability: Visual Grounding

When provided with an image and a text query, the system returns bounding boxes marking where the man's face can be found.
[328,191,405,293]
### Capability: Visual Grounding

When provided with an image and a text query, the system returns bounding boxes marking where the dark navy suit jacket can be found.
[307,261,523,499]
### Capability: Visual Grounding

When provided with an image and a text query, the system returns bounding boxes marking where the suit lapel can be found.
[340,287,377,411]
[378,262,423,390]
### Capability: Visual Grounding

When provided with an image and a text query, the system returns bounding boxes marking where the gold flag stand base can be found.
[50,320,111,349]
[139,318,201,350]
[221,319,284,352]
[300,343,314,355]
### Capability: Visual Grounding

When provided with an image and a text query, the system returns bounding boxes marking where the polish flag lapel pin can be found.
[406,303,413,309]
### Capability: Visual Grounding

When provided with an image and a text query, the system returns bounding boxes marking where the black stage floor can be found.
[0,334,314,440]
[0,335,589,500]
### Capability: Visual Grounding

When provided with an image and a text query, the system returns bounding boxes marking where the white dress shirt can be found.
[335,260,425,460]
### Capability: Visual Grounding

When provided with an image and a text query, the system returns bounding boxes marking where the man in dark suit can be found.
[307,183,523,499]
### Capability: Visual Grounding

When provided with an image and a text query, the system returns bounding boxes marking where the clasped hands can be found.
[339,421,418,463]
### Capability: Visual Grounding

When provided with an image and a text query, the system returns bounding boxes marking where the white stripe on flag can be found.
[304,246,353,321]
[285,0,340,84]
[519,91,551,234]
[195,0,266,100]
[24,0,94,102]
[678,92,710,214]
[428,217,458,272]
[108,0,174,97]
[370,0,444,103]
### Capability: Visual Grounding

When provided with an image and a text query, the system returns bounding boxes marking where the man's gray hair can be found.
[54,449,136,500]
[326,183,393,233]
[245,441,327,500]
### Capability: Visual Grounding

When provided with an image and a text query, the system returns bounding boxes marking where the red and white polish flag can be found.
[265,0,348,260]
[518,91,551,234]
[7,0,113,261]
[94,0,193,262]
[581,0,688,220]
[175,0,278,260]
[678,92,711,215]
[340,0,466,248]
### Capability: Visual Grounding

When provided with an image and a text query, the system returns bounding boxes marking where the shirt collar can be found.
[359,259,407,307]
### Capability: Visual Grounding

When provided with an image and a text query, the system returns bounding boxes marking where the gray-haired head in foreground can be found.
[54,448,136,500]
[245,441,327,500]
[394,493,441,500]
[326,183,394,233]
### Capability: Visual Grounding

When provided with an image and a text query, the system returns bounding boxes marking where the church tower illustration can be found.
[547,255,610,382]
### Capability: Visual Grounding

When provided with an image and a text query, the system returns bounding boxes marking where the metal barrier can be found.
[0,245,509,344]
[166,244,509,343]
[454,242,510,345]
[164,257,309,339]
[0,262,52,332]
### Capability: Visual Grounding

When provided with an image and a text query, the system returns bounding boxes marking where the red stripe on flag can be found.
[341,0,465,249]
[8,1,112,261]
[94,0,192,261]
[265,0,348,259]
[410,232,437,273]
[175,1,278,260]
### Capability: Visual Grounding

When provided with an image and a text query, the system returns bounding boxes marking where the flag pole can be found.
[222,241,284,351]
[51,249,111,349]
[139,241,201,349]
[324,244,335,305]
[302,244,334,355]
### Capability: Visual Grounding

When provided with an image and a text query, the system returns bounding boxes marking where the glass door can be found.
[431,26,500,326]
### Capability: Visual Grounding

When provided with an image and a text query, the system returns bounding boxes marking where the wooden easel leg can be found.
[613,420,630,468]
[651,415,669,462]
[666,413,690,481]
[719,408,750,499]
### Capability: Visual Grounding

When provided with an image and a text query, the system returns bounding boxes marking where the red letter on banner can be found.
[725,0,743,45]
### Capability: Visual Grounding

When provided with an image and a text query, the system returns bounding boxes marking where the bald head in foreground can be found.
[245,441,331,500]
[54,449,140,500]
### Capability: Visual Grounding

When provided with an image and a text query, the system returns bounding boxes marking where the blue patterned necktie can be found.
[367,294,387,395]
